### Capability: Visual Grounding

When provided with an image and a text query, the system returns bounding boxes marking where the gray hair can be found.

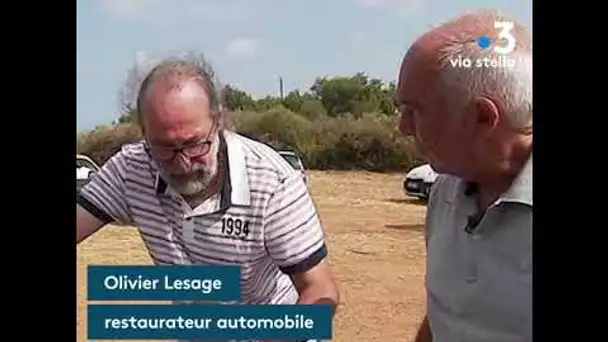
[435,13,532,130]
[135,54,225,127]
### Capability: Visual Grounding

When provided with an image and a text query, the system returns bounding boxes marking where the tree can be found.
[222,85,256,111]
[254,95,283,111]
[310,72,391,118]
[378,81,397,116]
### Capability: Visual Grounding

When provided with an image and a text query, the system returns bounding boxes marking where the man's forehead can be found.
[142,81,210,117]
[144,110,214,145]
[147,79,209,102]
[397,50,437,102]
[141,79,213,129]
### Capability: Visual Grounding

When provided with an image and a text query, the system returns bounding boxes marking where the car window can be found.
[280,154,302,170]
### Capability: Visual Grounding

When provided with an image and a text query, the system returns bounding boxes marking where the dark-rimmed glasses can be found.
[145,122,218,162]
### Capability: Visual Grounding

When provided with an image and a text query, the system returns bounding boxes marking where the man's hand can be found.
[289,259,340,316]
[414,314,432,342]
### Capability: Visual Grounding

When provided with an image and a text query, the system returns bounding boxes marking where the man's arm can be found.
[77,204,108,243]
[264,173,340,313]
[414,314,432,342]
[289,259,339,314]
[76,152,132,244]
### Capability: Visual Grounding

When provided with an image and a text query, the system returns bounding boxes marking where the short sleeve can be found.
[77,151,132,225]
[263,173,327,275]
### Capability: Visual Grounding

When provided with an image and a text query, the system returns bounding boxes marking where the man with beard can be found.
[396,10,532,342]
[76,57,339,342]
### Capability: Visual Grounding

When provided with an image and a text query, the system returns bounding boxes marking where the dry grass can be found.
[77,171,428,342]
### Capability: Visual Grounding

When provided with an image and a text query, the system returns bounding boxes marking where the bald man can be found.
[396,10,532,342]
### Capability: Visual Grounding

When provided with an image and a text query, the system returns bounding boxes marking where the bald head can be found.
[396,9,532,178]
[398,9,532,130]
[408,9,530,63]
[136,58,222,130]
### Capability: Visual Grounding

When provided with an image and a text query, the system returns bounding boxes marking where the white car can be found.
[278,150,308,184]
[77,154,100,191]
[403,163,438,200]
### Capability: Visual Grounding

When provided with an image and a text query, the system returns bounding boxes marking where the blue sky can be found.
[76,0,532,132]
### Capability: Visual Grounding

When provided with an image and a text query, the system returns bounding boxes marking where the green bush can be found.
[77,122,142,165]
[76,110,423,172]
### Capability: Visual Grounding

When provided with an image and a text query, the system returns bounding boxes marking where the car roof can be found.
[77,154,93,160]
[76,154,100,170]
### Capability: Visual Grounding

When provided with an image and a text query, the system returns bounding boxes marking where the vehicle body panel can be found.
[77,154,100,192]
[403,164,438,200]
[278,151,308,184]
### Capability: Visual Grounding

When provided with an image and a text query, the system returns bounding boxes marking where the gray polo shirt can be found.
[425,154,532,342]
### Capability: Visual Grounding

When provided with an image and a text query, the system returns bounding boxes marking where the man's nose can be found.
[172,152,192,172]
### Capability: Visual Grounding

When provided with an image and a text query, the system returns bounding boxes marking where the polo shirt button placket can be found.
[184,216,195,243]
[466,274,477,284]
[466,233,481,284]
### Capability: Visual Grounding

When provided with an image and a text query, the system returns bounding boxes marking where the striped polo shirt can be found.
[78,130,327,308]
[424,153,532,342]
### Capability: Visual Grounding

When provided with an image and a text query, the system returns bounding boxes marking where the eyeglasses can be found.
[147,138,213,162]
[146,122,218,162]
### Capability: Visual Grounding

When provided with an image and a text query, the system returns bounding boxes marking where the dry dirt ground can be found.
[77,171,428,342]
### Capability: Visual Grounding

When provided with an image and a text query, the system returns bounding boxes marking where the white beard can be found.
[159,134,220,196]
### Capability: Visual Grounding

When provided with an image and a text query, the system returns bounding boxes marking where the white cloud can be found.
[225,38,262,59]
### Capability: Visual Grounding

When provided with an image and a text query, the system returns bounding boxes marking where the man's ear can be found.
[469,96,501,137]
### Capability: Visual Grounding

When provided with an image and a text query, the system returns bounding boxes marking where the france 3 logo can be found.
[448,21,519,69]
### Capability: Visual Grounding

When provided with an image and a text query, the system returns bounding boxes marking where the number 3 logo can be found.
[494,21,516,55]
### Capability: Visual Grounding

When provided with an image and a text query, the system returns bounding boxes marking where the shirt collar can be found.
[461,151,533,206]
[499,151,532,206]
[154,130,251,207]
[222,130,251,206]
